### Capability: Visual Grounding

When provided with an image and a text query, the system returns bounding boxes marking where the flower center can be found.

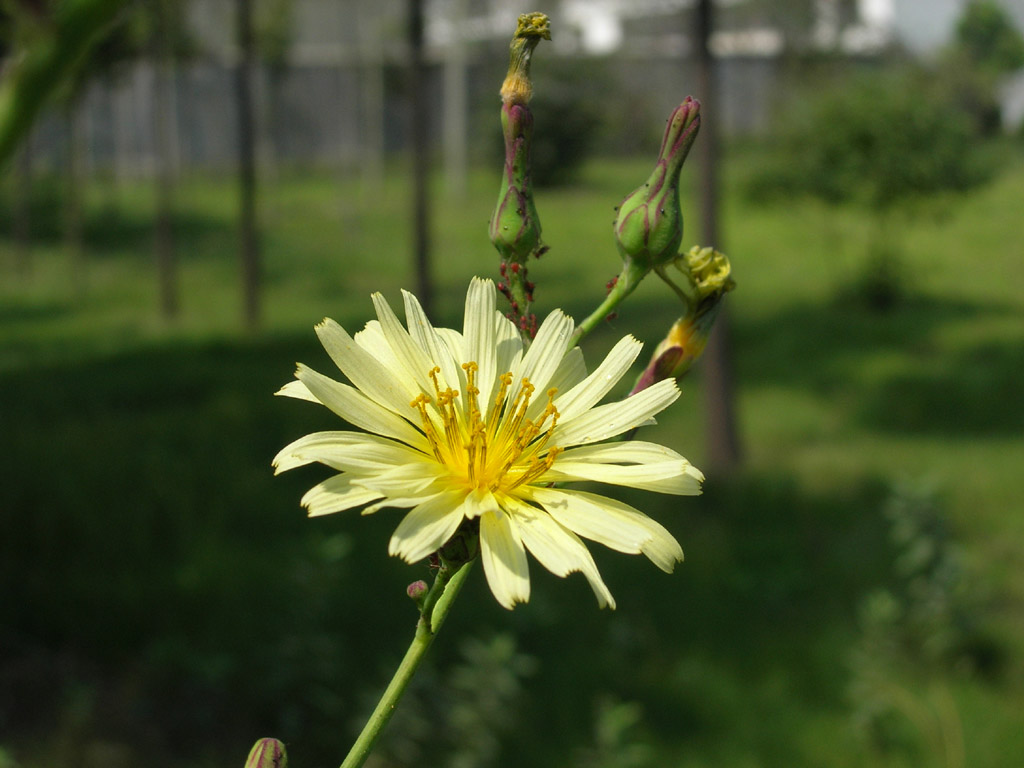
[410,362,561,493]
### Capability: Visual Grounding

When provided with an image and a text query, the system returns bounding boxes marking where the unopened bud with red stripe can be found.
[244,738,287,768]
[489,13,550,332]
[614,98,701,277]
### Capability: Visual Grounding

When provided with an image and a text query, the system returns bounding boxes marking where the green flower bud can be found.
[490,13,550,332]
[614,98,701,275]
[244,738,287,768]
[490,102,542,267]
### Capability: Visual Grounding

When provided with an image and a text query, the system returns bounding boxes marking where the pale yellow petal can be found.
[353,321,407,385]
[273,431,427,475]
[552,379,679,446]
[352,461,441,496]
[275,379,319,403]
[480,508,531,609]
[460,487,501,519]
[630,512,686,572]
[402,289,463,395]
[300,474,384,517]
[523,487,683,571]
[463,277,498,407]
[314,318,418,414]
[295,365,430,452]
[502,495,615,609]
[371,292,438,392]
[554,335,643,422]
[435,327,465,361]
[388,490,468,562]
[546,345,587,395]
[524,486,647,552]
[544,460,703,495]
[434,327,468,394]
[514,309,574,412]
[363,493,439,516]
[494,312,524,384]
[557,441,690,465]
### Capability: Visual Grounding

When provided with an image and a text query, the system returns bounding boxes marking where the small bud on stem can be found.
[490,13,550,336]
[244,738,287,768]
[407,580,429,602]
[571,98,703,348]
[614,97,701,280]
[610,97,700,286]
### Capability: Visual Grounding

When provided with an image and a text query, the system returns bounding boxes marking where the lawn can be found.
[2,147,1023,767]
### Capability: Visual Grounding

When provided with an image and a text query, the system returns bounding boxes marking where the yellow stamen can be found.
[427,366,443,400]
[410,393,444,462]
[410,364,562,495]
[508,446,561,490]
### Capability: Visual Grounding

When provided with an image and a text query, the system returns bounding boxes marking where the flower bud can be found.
[490,102,542,267]
[499,13,550,107]
[490,14,550,331]
[407,579,429,601]
[681,245,734,303]
[630,319,700,394]
[614,98,701,274]
[632,246,734,393]
[244,738,287,768]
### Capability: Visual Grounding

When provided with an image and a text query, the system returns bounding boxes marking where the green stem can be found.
[339,560,475,768]
[569,261,646,347]
[654,267,693,310]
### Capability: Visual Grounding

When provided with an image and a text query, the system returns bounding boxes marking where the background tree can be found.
[954,0,1024,75]
[235,0,260,330]
[694,0,742,473]
[11,136,32,275]
[254,0,294,181]
[150,0,187,319]
[748,67,995,309]
[407,0,431,313]
[940,0,1024,138]
[62,2,182,301]
[66,7,138,286]
[77,0,193,318]
[356,0,385,195]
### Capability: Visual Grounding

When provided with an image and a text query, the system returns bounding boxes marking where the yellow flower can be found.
[273,278,703,609]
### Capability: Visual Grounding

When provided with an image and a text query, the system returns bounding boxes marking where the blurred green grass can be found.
[2,149,1023,767]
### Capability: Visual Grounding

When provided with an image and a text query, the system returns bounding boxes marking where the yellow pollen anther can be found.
[428,366,443,400]
[411,365,563,495]
[410,393,446,462]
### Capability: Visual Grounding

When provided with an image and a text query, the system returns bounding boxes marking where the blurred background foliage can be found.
[2,1,1024,767]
